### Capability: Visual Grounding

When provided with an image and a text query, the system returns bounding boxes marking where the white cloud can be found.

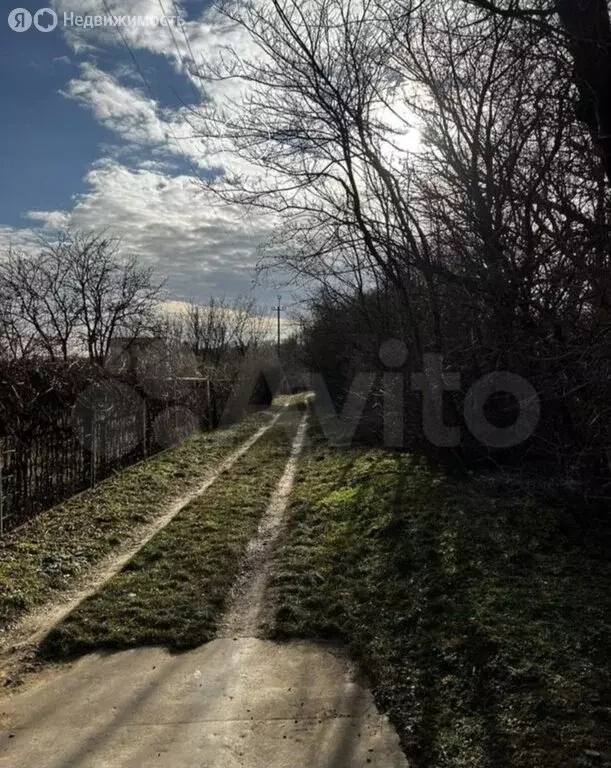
[51,0,212,72]
[61,63,169,145]
[58,63,234,175]
[20,159,276,303]
[25,210,72,229]
[0,226,43,255]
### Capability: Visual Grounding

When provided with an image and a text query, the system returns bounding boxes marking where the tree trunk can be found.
[557,0,611,183]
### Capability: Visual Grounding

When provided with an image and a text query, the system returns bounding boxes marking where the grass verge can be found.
[0,406,279,634]
[270,421,611,768]
[38,409,301,656]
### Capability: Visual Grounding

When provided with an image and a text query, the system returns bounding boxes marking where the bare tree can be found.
[0,278,40,359]
[194,0,441,358]
[185,297,231,364]
[183,295,272,363]
[0,231,164,365]
[0,239,84,360]
[230,296,273,356]
[68,232,164,365]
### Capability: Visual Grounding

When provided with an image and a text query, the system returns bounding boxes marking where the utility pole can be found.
[272,294,285,359]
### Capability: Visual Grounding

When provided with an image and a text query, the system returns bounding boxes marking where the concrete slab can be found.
[0,639,409,767]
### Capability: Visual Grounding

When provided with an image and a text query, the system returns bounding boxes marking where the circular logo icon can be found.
[8,8,32,31]
[33,7,57,32]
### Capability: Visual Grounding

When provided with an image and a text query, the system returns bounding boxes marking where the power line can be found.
[156,0,201,104]
[99,0,205,184]
[100,0,157,103]
[171,0,202,94]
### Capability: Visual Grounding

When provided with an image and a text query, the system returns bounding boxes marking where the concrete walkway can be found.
[0,639,408,767]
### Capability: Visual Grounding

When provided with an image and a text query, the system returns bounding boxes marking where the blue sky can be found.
[1,16,99,224]
[0,1,283,310]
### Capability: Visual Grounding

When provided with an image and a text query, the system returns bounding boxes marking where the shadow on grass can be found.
[271,437,611,768]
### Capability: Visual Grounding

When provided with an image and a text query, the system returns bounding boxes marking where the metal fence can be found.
[0,388,213,536]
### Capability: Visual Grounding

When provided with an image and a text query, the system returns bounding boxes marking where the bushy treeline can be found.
[300,286,610,489]
[0,358,209,439]
[0,351,274,440]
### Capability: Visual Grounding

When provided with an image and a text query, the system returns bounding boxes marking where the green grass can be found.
[0,406,279,633]
[270,422,611,768]
[39,409,301,657]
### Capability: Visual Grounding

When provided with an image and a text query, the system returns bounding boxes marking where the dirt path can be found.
[0,408,286,682]
[0,407,409,767]
[217,410,309,638]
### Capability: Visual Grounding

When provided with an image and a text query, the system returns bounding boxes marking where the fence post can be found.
[90,409,97,489]
[206,379,212,429]
[142,399,148,458]
[100,416,107,480]
[0,459,4,538]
